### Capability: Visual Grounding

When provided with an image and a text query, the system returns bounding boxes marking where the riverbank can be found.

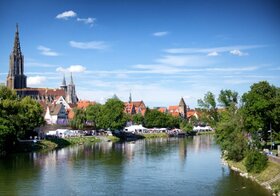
[15,136,119,153]
[141,133,169,139]
[196,131,215,135]
[224,158,280,195]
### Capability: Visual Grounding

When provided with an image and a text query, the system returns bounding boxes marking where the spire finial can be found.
[70,72,74,84]
[129,92,132,103]
[16,23,19,33]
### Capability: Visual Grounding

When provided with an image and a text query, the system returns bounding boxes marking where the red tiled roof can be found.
[77,100,95,109]
[158,107,167,113]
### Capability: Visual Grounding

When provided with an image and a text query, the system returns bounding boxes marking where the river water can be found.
[0,135,271,196]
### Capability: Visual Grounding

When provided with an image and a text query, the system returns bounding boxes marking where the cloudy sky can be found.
[0,0,279,108]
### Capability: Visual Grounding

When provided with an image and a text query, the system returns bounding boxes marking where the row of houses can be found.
[41,95,200,125]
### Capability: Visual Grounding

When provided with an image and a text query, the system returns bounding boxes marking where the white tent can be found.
[124,125,147,133]
[193,126,213,132]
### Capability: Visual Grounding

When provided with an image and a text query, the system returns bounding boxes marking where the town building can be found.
[168,97,188,118]
[124,93,147,116]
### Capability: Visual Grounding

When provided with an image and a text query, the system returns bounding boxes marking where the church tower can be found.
[6,24,27,89]
[60,74,67,92]
[178,97,187,118]
[66,73,78,104]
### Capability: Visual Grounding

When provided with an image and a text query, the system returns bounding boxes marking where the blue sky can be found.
[0,0,279,108]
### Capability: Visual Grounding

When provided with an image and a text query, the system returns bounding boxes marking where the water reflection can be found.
[0,136,272,196]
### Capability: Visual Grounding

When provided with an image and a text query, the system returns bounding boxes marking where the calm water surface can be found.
[0,135,271,196]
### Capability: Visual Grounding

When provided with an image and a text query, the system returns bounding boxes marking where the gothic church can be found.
[6,24,78,104]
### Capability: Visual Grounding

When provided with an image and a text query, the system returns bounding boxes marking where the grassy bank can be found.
[107,136,120,142]
[141,133,169,139]
[15,136,103,152]
[196,131,215,135]
[226,159,280,194]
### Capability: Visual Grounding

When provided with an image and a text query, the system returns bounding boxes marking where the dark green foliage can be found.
[245,150,268,173]
[218,89,238,108]
[242,81,280,142]
[84,98,128,130]
[216,105,247,161]
[180,120,193,133]
[132,113,144,125]
[197,91,218,126]
[0,87,44,154]
[144,108,180,128]
[86,103,102,129]
[70,108,86,130]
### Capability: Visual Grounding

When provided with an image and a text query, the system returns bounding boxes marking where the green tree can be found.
[86,103,102,129]
[144,108,180,128]
[197,91,218,126]
[0,87,44,154]
[99,98,127,130]
[218,89,238,108]
[242,81,279,142]
[132,113,144,125]
[216,104,247,161]
[70,108,86,130]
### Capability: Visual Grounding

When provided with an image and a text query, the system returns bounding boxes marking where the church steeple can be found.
[70,72,74,85]
[60,74,67,91]
[7,24,27,89]
[13,23,22,56]
[66,73,78,104]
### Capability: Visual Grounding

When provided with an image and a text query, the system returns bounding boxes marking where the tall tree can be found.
[0,87,44,154]
[100,98,127,130]
[86,103,102,129]
[218,89,238,108]
[241,81,279,141]
[197,91,218,125]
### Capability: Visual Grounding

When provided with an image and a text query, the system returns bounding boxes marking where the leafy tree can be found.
[144,108,180,128]
[132,113,144,125]
[0,87,44,154]
[99,98,127,130]
[215,104,247,161]
[180,120,193,133]
[70,108,86,130]
[86,103,102,129]
[242,81,279,142]
[218,89,238,108]
[197,91,218,126]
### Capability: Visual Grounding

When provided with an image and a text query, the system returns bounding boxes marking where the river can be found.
[0,135,271,196]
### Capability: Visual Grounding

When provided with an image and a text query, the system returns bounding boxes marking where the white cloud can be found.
[207,51,219,56]
[69,41,108,49]
[153,31,169,37]
[56,10,77,20]
[165,45,264,54]
[77,17,96,26]
[56,65,86,73]
[156,55,213,67]
[27,76,46,86]
[230,49,248,56]
[37,45,59,56]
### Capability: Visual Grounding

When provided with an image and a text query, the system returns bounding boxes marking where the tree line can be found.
[198,81,280,172]
[70,98,185,131]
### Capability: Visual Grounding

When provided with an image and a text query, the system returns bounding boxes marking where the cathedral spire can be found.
[7,24,26,89]
[70,72,74,85]
[129,92,132,103]
[13,23,22,56]
[62,74,66,86]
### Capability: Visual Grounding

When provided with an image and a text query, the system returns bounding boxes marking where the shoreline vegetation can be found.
[223,158,280,195]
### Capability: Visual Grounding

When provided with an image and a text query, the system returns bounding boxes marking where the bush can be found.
[245,150,268,173]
